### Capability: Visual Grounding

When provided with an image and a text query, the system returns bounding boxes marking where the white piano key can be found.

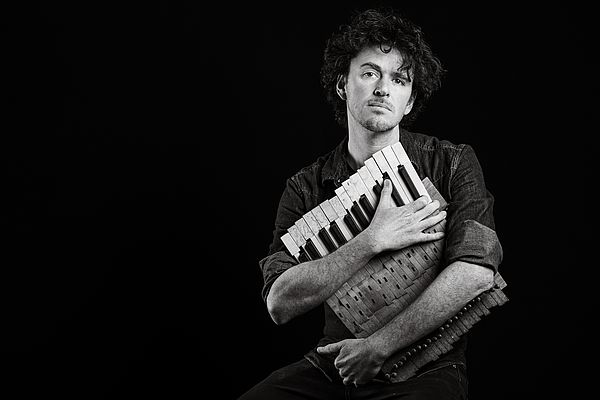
[328,197,355,241]
[311,206,330,229]
[296,217,329,257]
[288,225,306,248]
[364,158,384,184]
[372,150,411,205]
[358,166,381,206]
[280,232,300,259]
[349,172,377,211]
[382,146,415,203]
[391,142,431,202]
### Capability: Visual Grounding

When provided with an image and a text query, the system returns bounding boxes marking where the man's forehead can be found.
[351,45,407,70]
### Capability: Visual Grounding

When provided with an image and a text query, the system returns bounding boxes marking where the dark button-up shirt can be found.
[259,128,503,382]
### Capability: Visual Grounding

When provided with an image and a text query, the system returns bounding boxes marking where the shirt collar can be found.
[321,128,409,187]
[321,135,354,187]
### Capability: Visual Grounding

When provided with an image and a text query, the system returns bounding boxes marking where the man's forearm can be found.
[267,230,377,324]
[366,261,495,359]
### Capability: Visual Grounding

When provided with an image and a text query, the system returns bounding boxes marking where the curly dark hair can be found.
[321,8,445,128]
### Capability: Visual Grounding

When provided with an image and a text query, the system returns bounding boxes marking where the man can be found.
[240,7,502,399]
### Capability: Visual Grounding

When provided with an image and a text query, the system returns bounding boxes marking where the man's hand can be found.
[365,178,446,253]
[316,338,386,386]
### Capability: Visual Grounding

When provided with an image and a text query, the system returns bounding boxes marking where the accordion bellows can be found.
[279,142,508,382]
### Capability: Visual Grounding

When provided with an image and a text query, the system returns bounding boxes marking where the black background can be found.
[3,1,596,399]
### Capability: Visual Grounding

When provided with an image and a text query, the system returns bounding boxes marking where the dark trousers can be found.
[238,358,468,400]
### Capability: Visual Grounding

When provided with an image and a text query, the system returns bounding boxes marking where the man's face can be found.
[343,45,414,133]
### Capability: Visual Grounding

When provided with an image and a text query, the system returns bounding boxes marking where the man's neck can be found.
[346,125,400,170]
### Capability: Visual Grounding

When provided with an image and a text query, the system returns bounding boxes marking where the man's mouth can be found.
[367,101,392,111]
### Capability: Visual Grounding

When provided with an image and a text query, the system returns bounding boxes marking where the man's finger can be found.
[413,200,441,221]
[316,341,343,355]
[376,179,393,209]
[406,196,434,214]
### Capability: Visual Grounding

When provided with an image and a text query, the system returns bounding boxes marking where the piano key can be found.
[343,213,362,236]
[359,194,375,219]
[391,142,431,201]
[335,187,364,232]
[328,221,348,246]
[326,198,355,242]
[319,201,339,224]
[303,238,322,260]
[382,146,415,203]
[311,206,331,230]
[349,172,377,213]
[280,233,300,259]
[298,247,311,262]
[288,224,306,247]
[310,206,339,252]
[398,164,420,201]
[302,212,331,255]
[383,172,405,207]
[350,201,370,230]
[318,228,337,252]
[357,165,382,206]
[340,179,372,229]
[372,150,411,205]
[365,159,404,206]
[295,217,328,257]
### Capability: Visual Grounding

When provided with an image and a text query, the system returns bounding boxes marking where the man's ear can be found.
[404,94,416,115]
[336,75,347,100]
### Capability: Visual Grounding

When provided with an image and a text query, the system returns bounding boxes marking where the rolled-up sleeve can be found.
[444,145,503,272]
[258,176,306,303]
[258,251,297,304]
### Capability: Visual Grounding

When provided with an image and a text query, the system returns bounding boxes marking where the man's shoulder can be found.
[287,141,344,187]
[402,128,466,153]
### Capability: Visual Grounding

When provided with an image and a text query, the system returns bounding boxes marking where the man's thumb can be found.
[377,178,393,209]
[316,341,343,355]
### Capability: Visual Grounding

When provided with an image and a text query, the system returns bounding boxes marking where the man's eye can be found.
[394,78,406,85]
[363,71,377,78]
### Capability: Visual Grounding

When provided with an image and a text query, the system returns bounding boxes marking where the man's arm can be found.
[368,260,494,359]
[317,260,494,385]
[266,230,376,325]
[267,179,445,325]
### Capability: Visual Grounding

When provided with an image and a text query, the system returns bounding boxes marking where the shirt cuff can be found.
[258,250,298,303]
[444,220,503,273]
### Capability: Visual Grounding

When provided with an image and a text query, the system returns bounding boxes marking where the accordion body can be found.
[279,142,508,382]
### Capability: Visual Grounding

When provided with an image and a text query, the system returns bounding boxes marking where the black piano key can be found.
[304,239,322,260]
[373,181,382,198]
[329,221,347,246]
[318,227,338,252]
[351,201,370,230]
[398,164,420,200]
[343,213,362,236]
[382,172,405,207]
[359,194,375,219]
[298,248,311,262]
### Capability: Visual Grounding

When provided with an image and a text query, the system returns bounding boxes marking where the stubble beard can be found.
[361,116,398,133]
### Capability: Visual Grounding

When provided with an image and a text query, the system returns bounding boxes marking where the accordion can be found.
[279,141,508,383]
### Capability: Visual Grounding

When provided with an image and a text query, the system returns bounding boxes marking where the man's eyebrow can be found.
[359,62,381,71]
[392,70,411,80]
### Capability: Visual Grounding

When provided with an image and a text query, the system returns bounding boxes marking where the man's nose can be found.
[373,79,389,96]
